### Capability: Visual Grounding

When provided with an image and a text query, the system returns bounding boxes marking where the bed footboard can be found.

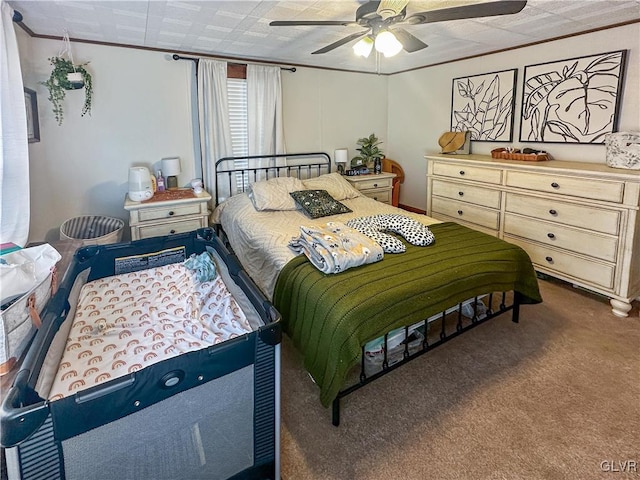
[331,291,521,426]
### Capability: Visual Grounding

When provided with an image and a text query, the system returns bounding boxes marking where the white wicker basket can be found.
[60,215,124,245]
[605,132,640,170]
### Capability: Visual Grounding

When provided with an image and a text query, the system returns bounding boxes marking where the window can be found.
[227,66,248,190]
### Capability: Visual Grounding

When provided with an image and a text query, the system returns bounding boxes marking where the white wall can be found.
[17,23,638,241]
[387,23,640,210]
[282,67,387,159]
[18,32,388,243]
[19,34,197,242]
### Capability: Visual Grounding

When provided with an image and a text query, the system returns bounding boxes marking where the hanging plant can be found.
[41,31,93,125]
[41,57,92,125]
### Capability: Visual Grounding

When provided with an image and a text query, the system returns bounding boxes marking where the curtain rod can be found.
[172,54,296,72]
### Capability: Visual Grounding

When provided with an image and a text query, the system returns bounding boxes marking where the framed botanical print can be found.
[519,50,627,144]
[450,68,517,142]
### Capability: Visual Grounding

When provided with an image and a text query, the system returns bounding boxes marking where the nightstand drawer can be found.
[504,214,618,262]
[505,193,620,235]
[505,171,624,203]
[136,218,205,239]
[137,203,204,222]
[364,189,391,203]
[431,197,500,230]
[432,179,501,209]
[505,236,615,290]
[351,177,393,190]
[432,162,502,184]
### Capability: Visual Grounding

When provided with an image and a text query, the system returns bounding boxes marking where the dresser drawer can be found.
[505,236,615,290]
[432,162,502,184]
[505,193,621,235]
[364,189,391,204]
[504,214,618,262]
[136,203,205,223]
[351,177,393,190]
[136,218,206,239]
[431,197,500,231]
[505,171,625,203]
[432,179,501,209]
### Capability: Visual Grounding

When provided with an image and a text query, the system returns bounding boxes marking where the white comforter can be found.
[213,194,440,299]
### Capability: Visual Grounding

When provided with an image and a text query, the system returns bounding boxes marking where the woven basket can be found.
[60,216,124,245]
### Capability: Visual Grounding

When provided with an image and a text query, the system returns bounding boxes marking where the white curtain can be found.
[247,64,285,174]
[197,59,233,202]
[0,1,29,246]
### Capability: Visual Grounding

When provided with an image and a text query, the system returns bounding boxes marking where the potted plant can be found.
[42,56,92,125]
[351,133,384,170]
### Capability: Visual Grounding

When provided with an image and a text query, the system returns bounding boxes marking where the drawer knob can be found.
[549,209,557,215]
[459,170,465,176]
[547,233,555,239]
[170,229,176,234]
[373,183,378,187]
[545,256,553,263]
[458,191,464,196]
[373,197,378,201]
[457,209,463,215]
[551,182,559,188]
[168,211,175,216]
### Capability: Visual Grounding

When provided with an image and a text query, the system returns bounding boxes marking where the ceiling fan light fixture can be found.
[353,35,374,57]
[375,30,403,57]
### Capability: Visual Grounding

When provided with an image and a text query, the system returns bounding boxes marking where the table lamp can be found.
[335,148,348,175]
[161,157,181,189]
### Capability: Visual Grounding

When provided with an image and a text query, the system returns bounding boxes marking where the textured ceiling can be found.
[9,0,640,74]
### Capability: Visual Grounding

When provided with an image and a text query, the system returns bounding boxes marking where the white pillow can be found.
[302,173,361,201]
[249,176,306,211]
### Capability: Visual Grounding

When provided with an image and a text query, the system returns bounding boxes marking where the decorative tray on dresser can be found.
[426,153,640,317]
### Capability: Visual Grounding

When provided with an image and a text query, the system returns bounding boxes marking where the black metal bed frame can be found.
[214,152,521,426]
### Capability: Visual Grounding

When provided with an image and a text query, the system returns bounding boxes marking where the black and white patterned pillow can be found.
[346,214,435,253]
[290,189,352,219]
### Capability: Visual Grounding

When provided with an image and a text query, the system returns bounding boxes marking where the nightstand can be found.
[124,189,211,240]
[345,172,396,204]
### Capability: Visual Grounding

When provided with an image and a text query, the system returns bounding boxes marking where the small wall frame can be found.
[519,50,627,144]
[450,68,517,142]
[24,87,40,143]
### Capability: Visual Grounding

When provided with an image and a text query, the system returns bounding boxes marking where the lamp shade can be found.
[161,157,181,177]
[335,148,348,174]
[334,148,348,164]
[375,31,403,58]
[353,36,374,58]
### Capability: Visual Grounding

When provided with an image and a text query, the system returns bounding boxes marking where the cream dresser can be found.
[124,190,211,241]
[345,172,396,204]
[426,153,640,317]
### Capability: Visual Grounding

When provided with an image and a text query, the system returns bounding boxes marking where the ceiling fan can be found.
[269,0,527,57]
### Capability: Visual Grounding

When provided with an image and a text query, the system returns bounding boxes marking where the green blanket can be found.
[273,222,542,407]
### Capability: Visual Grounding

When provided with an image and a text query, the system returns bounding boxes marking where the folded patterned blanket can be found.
[289,222,384,274]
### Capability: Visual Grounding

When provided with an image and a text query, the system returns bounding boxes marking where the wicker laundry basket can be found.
[60,215,124,245]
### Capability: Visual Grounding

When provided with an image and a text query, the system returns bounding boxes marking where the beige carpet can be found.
[280,278,639,480]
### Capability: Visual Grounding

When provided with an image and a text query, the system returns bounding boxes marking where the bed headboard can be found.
[214,152,332,206]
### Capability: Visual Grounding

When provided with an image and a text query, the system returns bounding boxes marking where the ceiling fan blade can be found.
[392,27,428,53]
[312,31,369,54]
[406,0,527,25]
[377,0,409,19]
[269,20,356,27]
